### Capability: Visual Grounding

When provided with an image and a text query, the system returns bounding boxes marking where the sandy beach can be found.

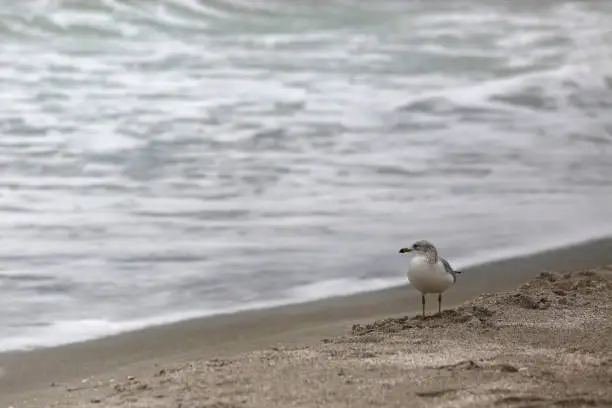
[2,237,612,408]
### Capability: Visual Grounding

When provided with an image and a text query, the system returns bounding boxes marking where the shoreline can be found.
[5,231,612,356]
[3,232,612,355]
[2,236,612,406]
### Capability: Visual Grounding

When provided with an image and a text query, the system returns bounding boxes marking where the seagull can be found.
[398,240,462,317]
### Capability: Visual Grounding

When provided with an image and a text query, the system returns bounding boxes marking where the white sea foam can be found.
[0,0,611,352]
[0,276,403,352]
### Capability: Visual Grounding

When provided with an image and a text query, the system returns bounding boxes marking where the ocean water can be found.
[0,0,611,352]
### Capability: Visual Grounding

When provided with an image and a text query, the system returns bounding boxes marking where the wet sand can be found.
[2,237,612,407]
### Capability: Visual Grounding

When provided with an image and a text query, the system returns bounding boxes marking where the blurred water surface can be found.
[0,0,611,351]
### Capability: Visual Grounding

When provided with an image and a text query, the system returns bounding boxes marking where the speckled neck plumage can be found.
[425,250,438,264]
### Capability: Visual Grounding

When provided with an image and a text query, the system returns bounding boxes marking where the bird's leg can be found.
[438,293,442,314]
[421,294,426,318]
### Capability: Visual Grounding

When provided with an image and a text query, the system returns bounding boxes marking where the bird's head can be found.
[399,240,437,256]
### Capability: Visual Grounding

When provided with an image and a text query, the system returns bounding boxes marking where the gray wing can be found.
[440,258,461,283]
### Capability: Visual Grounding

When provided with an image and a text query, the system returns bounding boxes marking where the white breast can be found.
[407,255,454,294]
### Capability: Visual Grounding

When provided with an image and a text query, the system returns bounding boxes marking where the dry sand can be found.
[39,266,612,408]
[2,238,612,407]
